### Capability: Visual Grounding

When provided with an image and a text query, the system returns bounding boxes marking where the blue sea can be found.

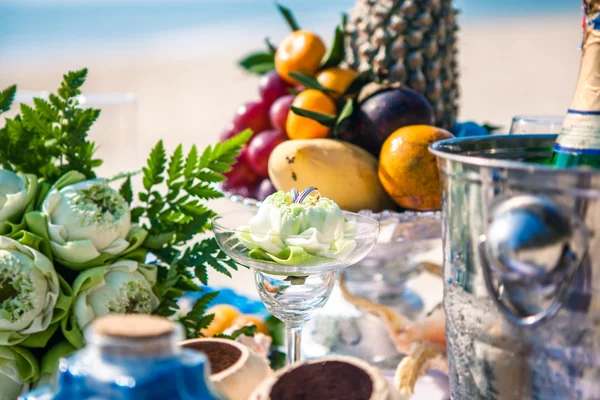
[0,0,579,60]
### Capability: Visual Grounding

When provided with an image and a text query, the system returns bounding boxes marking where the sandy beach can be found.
[0,13,583,294]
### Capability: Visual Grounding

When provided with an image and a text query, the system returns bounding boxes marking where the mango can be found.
[268,139,394,212]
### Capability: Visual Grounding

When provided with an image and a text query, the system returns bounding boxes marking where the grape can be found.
[220,122,241,142]
[259,71,293,108]
[247,129,287,177]
[223,180,258,198]
[233,100,271,135]
[256,179,277,201]
[223,150,259,188]
[269,94,295,134]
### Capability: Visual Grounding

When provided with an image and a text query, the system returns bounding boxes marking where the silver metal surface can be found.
[432,134,600,399]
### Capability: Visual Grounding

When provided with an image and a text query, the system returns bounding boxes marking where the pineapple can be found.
[345,0,459,130]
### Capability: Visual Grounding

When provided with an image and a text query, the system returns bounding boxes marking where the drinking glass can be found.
[509,116,563,134]
[212,210,380,365]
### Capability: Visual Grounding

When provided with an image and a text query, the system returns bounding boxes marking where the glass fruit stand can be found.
[220,189,445,376]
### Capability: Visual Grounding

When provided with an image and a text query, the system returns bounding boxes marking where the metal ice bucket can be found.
[430,135,600,399]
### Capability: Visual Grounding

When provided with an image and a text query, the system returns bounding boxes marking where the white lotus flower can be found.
[0,346,38,400]
[0,237,63,346]
[71,260,159,333]
[237,189,357,263]
[0,170,37,224]
[42,178,131,264]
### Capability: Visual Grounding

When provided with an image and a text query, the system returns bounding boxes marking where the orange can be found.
[275,30,326,84]
[286,89,337,140]
[316,67,358,99]
[231,314,269,335]
[378,125,454,211]
[200,304,240,337]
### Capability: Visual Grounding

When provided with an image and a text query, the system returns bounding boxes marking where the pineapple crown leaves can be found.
[0,68,102,183]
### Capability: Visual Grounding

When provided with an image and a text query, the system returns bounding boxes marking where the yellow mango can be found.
[267,139,394,212]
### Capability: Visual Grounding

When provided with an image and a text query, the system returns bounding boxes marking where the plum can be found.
[351,86,434,157]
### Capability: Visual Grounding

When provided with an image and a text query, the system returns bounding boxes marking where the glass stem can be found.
[285,325,303,365]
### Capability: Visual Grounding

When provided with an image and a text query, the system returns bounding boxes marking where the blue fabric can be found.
[182,287,269,318]
[452,121,490,138]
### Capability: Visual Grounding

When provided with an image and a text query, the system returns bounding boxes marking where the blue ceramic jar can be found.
[21,315,225,400]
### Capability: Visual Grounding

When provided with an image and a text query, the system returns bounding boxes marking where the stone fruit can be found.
[286,89,336,140]
[223,150,259,190]
[316,67,358,99]
[259,71,293,108]
[345,0,460,131]
[275,30,326,84]
[247,129,288,178]
[233,100,271,135]
[182,338,272,400]
[268,139,394,212]
[269,94,295,134]
[200,304,241,337]
[378,125,453,211]
[354,85,435,157]
[249,356,401,400]
[256,179,277,201]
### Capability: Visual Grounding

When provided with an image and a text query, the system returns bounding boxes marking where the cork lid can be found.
[92,314,174,339]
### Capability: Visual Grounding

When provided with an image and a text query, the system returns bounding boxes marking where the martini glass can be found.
[212,209,380,365]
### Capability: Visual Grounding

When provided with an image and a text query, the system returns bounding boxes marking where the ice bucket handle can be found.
[478,195,588,328]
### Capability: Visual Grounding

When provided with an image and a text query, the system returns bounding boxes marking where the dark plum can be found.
[353,87,434,157]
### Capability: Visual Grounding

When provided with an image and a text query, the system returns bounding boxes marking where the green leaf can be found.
[265,37,277,55]
[214,324,257,340]
[246,62,276,75]
[269,349,286,370]
[0,84,17,114]
[266,315,285,347]
[238,51,275,75]
[119,176,133,205]
[483,123,503,134]
[290,106,337,127]
[288,72,339,95]
[320,14,347,69]
[184,144,198,180]
[20,104,52,136]
[33,98,59,122]
[143,140,167,191]
[334,98,354,137]
[276,2,300,31]
[340,68,374,98]
[167,144,184,185]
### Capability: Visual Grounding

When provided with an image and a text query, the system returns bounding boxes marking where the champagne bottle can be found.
[552,0,600,168]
